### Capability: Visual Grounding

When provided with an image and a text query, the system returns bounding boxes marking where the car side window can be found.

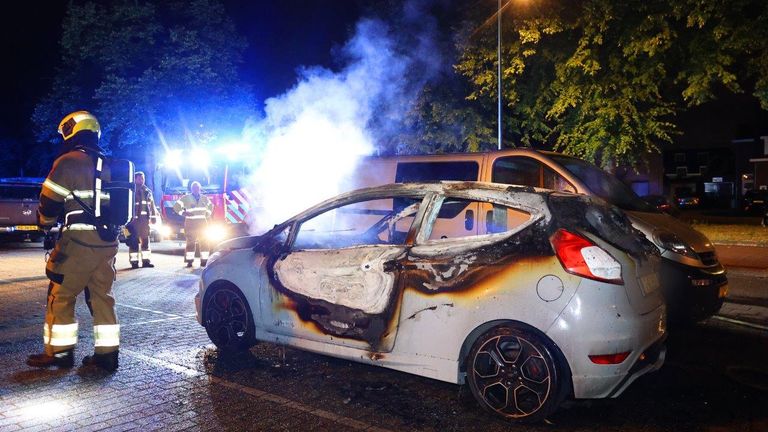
[492,157,541,187]
[428,198,530,240]
[292,197,420,250]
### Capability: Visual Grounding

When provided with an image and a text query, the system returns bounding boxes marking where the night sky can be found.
[1,1,766,175]
[0,1,362,153]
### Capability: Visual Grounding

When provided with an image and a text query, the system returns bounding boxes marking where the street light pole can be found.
[497,0,502,150]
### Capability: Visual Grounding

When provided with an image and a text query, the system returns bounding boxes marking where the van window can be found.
[492,157,541,187]
[543,166,576,193]
[427,199,530,241]
[395,162,479,183]
[549,154,656,212]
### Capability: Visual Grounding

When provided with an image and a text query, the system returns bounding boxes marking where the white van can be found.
[349,149,728,322]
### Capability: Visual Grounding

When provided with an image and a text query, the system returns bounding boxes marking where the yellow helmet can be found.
[58,110,101,140]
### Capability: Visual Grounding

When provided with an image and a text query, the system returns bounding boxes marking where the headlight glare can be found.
[205,224,227,242]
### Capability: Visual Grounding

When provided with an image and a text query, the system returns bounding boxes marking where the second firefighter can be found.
[174,181,213,267]
[127,171,159,268]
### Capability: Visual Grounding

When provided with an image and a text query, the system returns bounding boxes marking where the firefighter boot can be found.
[82,350,119,372]
[26,349,74,368]
[142,259,154,268]
[200,260,207,267]
[130,261,139,269]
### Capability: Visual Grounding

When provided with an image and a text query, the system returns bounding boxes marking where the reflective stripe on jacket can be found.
[173,193,213,221]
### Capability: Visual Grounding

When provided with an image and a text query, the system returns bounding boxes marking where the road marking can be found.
[123,316,186,326]
[119,348,391,431]
[120,348,202,377]
[712,315,768,331]
[115,303,183,317]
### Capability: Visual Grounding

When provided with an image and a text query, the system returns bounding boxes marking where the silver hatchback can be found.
[196,182,666,422]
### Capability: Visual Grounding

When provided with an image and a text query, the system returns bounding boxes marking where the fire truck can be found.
[157,148,252,243]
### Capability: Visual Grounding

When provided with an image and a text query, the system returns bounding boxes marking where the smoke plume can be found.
[244,2,445,232]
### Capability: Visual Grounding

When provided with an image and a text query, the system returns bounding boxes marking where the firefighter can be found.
[127,171,159,268]
[26,110,121,371]
[173,181,213,267]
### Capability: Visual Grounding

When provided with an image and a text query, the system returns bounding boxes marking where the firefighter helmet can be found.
[58,110,101,140]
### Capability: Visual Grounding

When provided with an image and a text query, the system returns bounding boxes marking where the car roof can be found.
[276,181,565,231]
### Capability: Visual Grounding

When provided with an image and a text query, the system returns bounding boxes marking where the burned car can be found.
[196,182,666,422]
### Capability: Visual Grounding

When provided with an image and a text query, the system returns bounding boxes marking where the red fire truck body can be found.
[158,151,251,242]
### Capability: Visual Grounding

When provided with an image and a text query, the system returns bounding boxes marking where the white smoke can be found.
[244,4,445,233]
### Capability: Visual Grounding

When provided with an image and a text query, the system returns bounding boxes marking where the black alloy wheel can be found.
[203,285,256,352]
[467,325,567,422]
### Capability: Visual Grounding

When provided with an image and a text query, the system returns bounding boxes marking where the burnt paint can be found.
[266,252,404,352]
[548,194,659,259]
[263,220,556,352]
[259,192,657,353]
[405,303,454,320]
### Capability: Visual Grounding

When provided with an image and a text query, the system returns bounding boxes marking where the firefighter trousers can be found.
[127,219,151,264]
[44,231,119,355]
[184,219,209,264]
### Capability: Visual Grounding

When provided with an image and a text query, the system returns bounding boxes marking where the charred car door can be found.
[397,194,546,330]
[266,195,427,352]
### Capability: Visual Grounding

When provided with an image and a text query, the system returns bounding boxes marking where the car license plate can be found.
[754,200,764,204]
[14,225,38,231]
[638,272,660,296]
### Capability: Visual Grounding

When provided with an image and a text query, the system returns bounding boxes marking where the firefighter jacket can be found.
[173,193,213,223]
[39,147,114,240]
[133,184,158,222]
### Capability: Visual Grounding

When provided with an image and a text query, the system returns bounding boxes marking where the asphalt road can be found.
[0,241,767,431]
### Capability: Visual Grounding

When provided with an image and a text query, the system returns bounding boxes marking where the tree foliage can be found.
[32,0,254,165]
[455,0,768,167]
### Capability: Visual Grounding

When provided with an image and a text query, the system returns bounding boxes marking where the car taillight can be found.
[550,229,624,285]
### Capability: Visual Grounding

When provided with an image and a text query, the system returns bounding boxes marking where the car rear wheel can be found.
[203,285,256,352]
[466,324,567,422]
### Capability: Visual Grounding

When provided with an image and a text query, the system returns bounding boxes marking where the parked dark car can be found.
[641,195,681,216]
[0,178,45,242]
[674,189,700,209]
[743,190,768,215]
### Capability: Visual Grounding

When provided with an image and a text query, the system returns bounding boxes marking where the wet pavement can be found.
[0,240,766,431]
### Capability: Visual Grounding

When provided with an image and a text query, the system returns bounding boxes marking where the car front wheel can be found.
[203,284,256,352]
[466,324,568,422]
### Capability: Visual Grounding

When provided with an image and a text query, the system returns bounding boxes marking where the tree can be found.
[32,0,255,169]
[455,0,768,168]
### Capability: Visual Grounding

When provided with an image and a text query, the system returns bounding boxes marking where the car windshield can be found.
[549,155,657,212]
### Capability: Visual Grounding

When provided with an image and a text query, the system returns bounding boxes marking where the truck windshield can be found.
[549,155,657,212]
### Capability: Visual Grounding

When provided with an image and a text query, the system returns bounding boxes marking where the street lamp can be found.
[496,0,528,150]
[498,0,503,150]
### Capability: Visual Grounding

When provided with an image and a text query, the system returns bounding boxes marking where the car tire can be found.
[203,284,256,352]
[466,324,568,423]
